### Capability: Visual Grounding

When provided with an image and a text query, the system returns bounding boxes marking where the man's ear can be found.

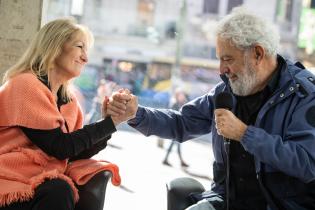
[253,45,265,64]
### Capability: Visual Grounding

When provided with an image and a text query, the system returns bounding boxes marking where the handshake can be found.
[102,88,138,126]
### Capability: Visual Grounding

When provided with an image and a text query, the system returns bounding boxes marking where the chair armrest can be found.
[166,177,205,210]
[75,170,112,210]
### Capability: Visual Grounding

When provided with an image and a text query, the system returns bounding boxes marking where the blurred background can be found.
[42,0,315,116]
[2,0,315,209]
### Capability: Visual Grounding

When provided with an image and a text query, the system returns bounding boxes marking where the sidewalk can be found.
[94,129,215,210]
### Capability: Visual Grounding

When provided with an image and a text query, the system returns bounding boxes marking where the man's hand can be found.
[103,89,138,126]
[214,109,247,141]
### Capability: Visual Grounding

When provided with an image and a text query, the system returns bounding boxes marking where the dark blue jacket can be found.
[128,56,315,209]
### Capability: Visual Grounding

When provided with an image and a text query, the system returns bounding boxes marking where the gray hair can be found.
[216,7,280,56]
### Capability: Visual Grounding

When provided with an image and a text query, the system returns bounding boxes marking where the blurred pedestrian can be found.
[162,88,189,167]
[85,79,118,124]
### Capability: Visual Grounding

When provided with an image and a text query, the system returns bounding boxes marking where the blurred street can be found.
[94,127,214,210]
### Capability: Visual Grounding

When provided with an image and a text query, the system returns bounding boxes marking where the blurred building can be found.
[44,0,302,59]
[297,0,315,71]
[43,0,303,111]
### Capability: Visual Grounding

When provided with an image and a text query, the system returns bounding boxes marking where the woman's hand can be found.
[103,89,138,126]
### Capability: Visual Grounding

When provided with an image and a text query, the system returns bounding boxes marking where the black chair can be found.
[75,170,112,210]
[166,177,205,210]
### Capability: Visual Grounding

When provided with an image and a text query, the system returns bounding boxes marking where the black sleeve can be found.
[20,117,116,160]
[68,136,110,161]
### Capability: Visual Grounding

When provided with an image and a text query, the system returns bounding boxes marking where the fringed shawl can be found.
[0,72,121,207]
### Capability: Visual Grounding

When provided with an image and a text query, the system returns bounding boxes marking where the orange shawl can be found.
[0,72,121,207]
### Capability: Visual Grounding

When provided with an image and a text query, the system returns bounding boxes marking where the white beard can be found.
[229,59,258,96]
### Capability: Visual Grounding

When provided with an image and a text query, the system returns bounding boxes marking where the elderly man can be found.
[107,7,315,210]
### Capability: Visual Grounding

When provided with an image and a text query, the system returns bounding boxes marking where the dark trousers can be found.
[0,179,74,210]
[0,171,108,210]
[163,141,184,162]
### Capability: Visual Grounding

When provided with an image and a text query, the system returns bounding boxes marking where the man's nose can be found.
[219,63,229,75]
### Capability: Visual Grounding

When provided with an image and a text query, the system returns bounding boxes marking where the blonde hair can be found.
[3,17,94,100]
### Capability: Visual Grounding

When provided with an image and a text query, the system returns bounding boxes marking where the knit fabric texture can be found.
[0,72,121,207]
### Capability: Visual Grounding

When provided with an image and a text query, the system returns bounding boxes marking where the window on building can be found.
[285,0,293,21]
[227,0,244,13]
[276,0,293,22]
[203,0,219,14]
[137,0,155,26]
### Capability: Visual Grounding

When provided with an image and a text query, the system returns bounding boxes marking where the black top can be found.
[20,76,116,161]
[229,56,283,210]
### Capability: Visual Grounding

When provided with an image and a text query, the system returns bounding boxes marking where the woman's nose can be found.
[81,50,88,63]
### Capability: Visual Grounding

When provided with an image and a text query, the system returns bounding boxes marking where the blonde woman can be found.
[0,18,134,210]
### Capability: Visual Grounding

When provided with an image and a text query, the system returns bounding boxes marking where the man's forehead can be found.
[216,38,243,58]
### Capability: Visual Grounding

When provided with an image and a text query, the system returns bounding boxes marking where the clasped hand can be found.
[102,89,138,126]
